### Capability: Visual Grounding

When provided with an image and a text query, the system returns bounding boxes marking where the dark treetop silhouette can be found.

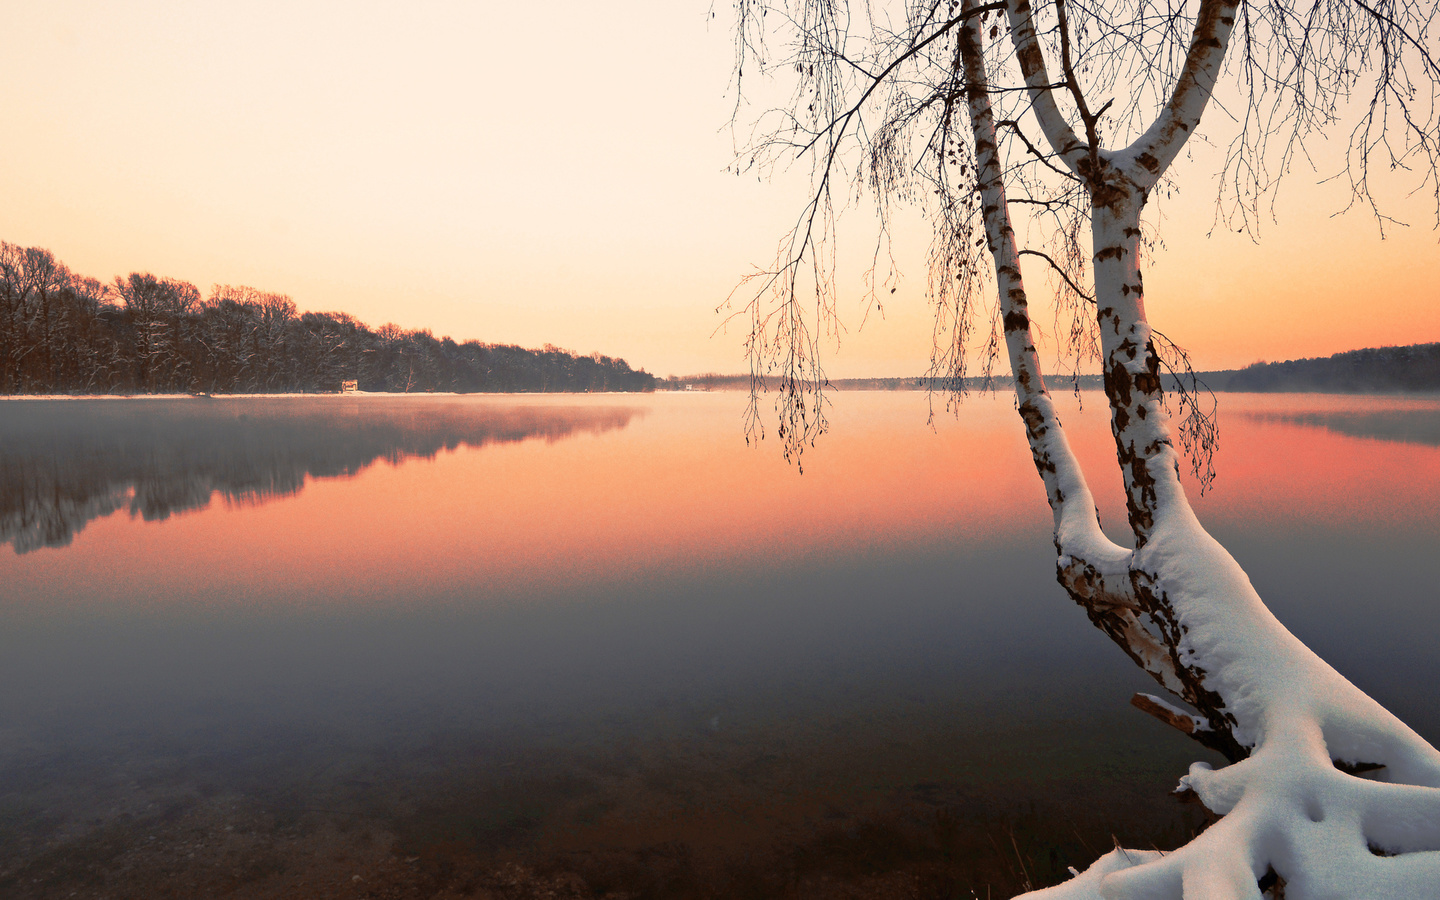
[0,242,655,396]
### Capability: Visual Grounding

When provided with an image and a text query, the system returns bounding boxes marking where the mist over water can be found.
[1234,398,1440,447]
[1,391,1437,895]
[0,397,640,554]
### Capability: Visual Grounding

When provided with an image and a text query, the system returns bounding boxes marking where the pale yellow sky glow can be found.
[2,1,1436,377]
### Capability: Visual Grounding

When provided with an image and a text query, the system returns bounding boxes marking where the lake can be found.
[2,391,1437,898]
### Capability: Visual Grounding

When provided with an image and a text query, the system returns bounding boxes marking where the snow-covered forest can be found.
[0,242,656,395]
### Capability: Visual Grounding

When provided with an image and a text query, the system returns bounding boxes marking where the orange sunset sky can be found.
[2,1,1436,379]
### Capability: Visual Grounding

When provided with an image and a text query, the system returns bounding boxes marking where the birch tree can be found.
[729,0,1440,895]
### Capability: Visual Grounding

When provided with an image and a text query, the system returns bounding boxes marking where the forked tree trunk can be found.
[956,1,1440,896]
[957,3,1186,717]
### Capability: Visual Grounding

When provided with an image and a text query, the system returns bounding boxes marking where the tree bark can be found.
[959,1,1203,717]
[978,0,1440,894]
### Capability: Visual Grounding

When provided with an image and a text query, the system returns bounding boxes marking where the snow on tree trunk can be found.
[725,0,1440,888]
[964,0,1440,895]
[958,1,1182,708]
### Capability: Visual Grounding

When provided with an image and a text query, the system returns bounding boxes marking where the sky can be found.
[1,1,1436,378]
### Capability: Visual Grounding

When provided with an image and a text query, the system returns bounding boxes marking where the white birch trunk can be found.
[958,0,1440,895]
[959,0,1187,698]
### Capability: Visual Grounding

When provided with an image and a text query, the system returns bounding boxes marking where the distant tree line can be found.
[662,344,1440,395]
[0,241,655,395]
[1205,344,1440,393]
[657,373,983,391]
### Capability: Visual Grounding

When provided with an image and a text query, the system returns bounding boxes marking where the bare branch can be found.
[1017,248,1093,300]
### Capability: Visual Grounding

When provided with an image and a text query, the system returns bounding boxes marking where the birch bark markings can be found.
[998,0,1252,755]
[958,2,1196,699]
[1006,0,1239,545]
[957,1,1087,527]
[730,3,1440,892]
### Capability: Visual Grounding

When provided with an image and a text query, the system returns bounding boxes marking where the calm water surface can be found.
[1,391,1437,895]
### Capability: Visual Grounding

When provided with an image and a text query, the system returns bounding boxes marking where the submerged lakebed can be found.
[1,391,1437,898]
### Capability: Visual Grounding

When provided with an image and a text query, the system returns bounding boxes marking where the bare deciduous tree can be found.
[113,272,202,391]
[728,0,1440,894]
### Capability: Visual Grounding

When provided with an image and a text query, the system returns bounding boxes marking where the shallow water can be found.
[1,391,1437,897]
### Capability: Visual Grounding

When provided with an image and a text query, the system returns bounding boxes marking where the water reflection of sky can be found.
[1235,399,1440,447]
[0,397,640,554]
[1,392,1437,891]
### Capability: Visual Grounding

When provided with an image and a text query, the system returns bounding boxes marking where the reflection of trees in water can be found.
[0,398,640,554]
[1237,407,1440,447]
